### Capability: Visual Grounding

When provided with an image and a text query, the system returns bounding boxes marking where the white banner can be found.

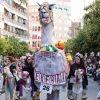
[34,69,66,85]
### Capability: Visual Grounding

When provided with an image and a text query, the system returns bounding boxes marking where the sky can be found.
[29,0,94,20]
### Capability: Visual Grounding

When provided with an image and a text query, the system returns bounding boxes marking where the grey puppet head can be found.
[37,2,55,25]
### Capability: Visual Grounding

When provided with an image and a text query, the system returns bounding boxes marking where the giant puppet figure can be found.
[34,2,69,100]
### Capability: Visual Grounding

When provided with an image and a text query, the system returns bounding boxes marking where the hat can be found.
[75,52,83,58]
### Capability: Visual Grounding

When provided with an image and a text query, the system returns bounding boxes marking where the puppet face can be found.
[38,2,55,25]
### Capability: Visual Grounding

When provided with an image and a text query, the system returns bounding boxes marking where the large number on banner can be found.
[40,83,53,94]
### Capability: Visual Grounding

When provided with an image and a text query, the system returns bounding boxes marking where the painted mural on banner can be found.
[34,69,66,85]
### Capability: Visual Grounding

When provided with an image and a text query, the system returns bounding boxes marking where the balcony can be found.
[3,1,27,19]
[13,0,27,9]
[3,29,15,36]
[3,30,28,39]
[3,14,27,29]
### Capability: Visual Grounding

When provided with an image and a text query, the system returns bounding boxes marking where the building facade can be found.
[52,0,72,42]
[70,19,83,38]
[0,0,29,42]
[28,0,72,50]
[0,3,4,35]
[28,5,41,50]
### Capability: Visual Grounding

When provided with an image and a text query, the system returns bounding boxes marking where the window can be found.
[9,0,12,6]
[35,9,38,12]
[64,2,71,7]
[64,21,67,24]
[29,10,31,12]
[64,8,68,11]
[54,20,57,23]
[36,16,39,21]
[32,34,37,39]
[59,27,62,30]
[32,9,34,12]
[0,28,1,34]
[8,12,12,19]
[32,26,35,31]
[54,26,57,30]
[67,20,71,26]
[59,33,61,37]
[64,27,68,31]
[35,26,37,31]
[8,25,10,32]
[15,15,18,21]
[59,20,62,24]
[29,17,31,20]
[32,16,35,21]
[13,27,15,33]
[53,0,56,3]
[32,41,37,47]
[38,26,41,31]
[54,14,57,17]
[53,6,57,9]
[64,15,68,18]
[0,13,1,21]
[79,23,81,27]
[58,14,61,18]
[58,1,62,5]
[64,33,67,37]
[58,7,62,11]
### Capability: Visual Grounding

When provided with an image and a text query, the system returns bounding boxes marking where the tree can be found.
[83,0,100,54]
[65,39,74,55]
[7,36,29,56]
[65,0,100,56]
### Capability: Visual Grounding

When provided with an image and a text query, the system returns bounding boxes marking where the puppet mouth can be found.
[42,17,49,21]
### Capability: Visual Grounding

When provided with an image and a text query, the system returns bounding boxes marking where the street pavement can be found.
[40,78,100,100]
[0,78,99,100]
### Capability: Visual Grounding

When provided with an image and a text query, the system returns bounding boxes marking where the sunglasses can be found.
[27,59,31,60]
[6,59,10,61]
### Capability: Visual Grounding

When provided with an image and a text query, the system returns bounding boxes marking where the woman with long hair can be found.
[22,56,40,100]
[4,56,16,100]
[68,53,88,100]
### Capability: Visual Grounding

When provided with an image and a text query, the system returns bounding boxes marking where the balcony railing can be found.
[3,30,28,39]
[3,14,27,29]
[3,29,15,36]
[4,1,27,17]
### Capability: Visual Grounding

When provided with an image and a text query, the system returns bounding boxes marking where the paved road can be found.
[40,78,100,100]
[0,78,99,100]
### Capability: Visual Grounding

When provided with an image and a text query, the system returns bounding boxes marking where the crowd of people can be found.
[0,52,89,100]
[86,56,100,85]
[2,52,100,100]
[0,55,41,100]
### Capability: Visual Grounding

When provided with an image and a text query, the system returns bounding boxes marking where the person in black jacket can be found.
[22,56,40,100]
[67,53,88,100]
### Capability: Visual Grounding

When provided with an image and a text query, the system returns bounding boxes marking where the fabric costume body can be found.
[34,2,69,100]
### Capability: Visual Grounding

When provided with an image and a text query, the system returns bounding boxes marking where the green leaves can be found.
[65,0,100,55]
[0,36,29,56]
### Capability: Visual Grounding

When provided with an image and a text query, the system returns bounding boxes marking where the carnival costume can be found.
[0,65,4,93]
[19,71,34,100]
[68,53,88,100]
[34,2,69,100]
[4,65,15,100]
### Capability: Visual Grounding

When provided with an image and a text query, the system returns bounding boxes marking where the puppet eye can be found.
[38,8,40,11]
[49,6,52,10]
